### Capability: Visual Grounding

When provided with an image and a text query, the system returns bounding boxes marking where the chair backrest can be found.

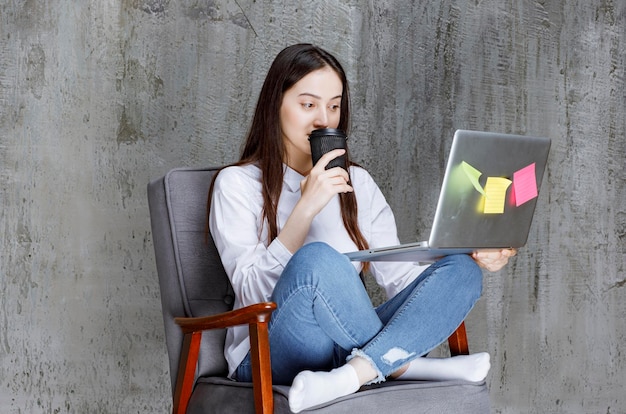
[147,167,234,395]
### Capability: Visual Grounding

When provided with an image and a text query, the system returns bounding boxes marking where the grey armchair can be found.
[147,167,491,413]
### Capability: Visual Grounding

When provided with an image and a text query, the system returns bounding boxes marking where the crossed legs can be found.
[235,242,487,412]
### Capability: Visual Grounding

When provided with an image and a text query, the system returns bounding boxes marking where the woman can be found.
[208,43,515,413]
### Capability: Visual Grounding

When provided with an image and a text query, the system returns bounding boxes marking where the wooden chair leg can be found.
[448,321,469,356]
[249,321,274,414]
[173,331,202,414]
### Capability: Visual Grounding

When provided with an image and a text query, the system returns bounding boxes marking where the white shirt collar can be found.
[283,164,303,193]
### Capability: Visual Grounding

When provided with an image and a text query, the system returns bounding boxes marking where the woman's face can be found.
[280,67,343,174]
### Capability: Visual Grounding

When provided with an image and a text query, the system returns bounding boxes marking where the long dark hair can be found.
[209,44,369,259]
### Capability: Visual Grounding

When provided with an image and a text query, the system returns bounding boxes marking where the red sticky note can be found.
[513,163,538,207]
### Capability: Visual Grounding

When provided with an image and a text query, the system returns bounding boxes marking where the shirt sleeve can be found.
[208,166,292,306]
[354,168,430,298]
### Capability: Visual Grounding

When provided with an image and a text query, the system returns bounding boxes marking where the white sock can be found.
[396,352,491,382]
[289,364,360,413]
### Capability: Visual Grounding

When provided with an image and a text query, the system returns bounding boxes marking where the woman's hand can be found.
[471,249,517,272]
[298,149,353,217]
[278,149,352,254]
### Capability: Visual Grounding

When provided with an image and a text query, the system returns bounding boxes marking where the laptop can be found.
[345,129,551,262]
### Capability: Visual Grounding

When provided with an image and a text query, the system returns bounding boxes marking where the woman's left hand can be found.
[471,249,517,272]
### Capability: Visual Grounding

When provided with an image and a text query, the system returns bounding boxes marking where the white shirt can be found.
[209,163,429,377]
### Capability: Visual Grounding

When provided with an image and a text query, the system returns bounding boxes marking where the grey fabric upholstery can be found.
[148,167,491,413]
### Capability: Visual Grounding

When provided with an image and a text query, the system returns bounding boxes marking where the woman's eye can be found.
[302,103,314,109]
[329,104,340,111]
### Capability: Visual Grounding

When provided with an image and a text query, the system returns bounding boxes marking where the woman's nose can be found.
[313,108,329,128]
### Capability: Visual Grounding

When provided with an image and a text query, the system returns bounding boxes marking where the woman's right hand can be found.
[298,149,353,217]
[277,149,352,254]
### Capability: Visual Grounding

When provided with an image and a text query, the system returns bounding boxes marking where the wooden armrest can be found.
[175,302,277,332]
[173,302,277,414]
[448,321,469,356]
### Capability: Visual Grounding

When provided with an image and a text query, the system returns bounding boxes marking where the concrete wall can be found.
[1,1,624,412]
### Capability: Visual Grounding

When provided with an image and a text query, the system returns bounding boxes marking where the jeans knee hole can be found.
[381,347,416,365]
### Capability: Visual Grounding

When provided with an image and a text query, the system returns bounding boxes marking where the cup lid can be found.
[308,128,347,139]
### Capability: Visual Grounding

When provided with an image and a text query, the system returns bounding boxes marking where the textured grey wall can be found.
[1,1,624,413]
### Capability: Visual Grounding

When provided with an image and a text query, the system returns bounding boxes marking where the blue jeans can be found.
[235,242,483,385]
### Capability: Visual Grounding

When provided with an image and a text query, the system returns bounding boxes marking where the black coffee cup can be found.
[309,128,348,170]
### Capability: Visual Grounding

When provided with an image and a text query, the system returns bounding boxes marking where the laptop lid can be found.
[428,129,551,249]
[344,130,551,263]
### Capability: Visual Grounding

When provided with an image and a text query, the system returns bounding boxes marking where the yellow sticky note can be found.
[461,161,485,195]
[483,177,512,214]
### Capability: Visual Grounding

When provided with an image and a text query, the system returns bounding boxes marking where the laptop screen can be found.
[429,130,551,249]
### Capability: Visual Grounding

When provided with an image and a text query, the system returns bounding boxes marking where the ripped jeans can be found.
[235,242,483,385]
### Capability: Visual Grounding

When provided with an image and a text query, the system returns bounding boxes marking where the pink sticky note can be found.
[513,163,538,207]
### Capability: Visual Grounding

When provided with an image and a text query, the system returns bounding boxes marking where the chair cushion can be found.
[163,168,236,378]
[163,168,234,316]
[187,377,491,413]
